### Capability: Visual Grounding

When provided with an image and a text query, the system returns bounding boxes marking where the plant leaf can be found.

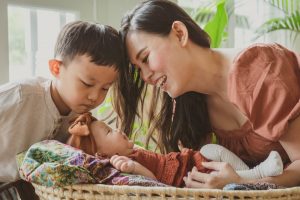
[203,0,228,48]
[253,10,300,41]
[264,0,300,14]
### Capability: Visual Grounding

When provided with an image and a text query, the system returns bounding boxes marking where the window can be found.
[8,6,77,81]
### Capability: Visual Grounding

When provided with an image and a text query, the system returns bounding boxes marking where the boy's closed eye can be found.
[81,80,94,87]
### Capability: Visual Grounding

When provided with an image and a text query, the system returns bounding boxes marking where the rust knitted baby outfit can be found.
[129,149,211,187]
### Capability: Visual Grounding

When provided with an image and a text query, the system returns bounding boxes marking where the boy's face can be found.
[90,121,134,157]
[52,54,117,114]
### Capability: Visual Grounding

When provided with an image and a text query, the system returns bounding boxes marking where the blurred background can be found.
[1,0,299,84]
[0,0,299,149]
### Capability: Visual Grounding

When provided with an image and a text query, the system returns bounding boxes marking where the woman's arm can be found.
[110,155,157,180]
[184,116,300,188]
[258,116,300,187]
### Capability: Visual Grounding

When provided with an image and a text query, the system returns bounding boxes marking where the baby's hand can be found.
[110,155,135,173]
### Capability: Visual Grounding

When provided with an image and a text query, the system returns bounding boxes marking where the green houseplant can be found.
[202,0,228,48]
[189,0,251,48]
[254,0,300,44]
[188,0,229,48]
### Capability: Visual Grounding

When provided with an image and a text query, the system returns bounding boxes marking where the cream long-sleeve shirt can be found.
[0,77,75,182]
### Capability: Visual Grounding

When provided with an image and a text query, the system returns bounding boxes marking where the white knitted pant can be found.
[200,144,283,179]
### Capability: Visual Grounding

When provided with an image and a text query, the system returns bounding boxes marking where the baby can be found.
[67,113,283,187]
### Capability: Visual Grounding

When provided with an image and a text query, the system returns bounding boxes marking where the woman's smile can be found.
[156,75,167,90]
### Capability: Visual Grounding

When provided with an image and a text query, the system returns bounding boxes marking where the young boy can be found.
[0,20,122,184]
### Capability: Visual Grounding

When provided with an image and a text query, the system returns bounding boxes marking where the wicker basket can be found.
[32,183,300,200]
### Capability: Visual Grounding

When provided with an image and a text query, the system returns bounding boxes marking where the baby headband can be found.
[67,112,98,155]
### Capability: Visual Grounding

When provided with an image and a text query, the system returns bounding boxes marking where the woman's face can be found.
[126,30,191,98]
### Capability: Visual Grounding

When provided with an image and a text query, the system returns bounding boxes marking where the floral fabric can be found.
[223,182,283,190]
[110,174,167,187]
[17,140,166,187]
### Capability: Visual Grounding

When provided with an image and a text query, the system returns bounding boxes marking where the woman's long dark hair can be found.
[114,0,213,153]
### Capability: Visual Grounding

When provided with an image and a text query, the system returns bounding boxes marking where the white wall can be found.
[0,0,9,84]
[96,0,142,29]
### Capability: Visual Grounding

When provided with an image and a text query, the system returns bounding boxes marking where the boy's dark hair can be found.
[54,20,122,70]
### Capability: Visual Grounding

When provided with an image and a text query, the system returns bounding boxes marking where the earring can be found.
[171,99,176,122]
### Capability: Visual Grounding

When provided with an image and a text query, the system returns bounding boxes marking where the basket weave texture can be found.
[32,183,300,200]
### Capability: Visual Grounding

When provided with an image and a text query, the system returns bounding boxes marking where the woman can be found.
[114,0,300,188]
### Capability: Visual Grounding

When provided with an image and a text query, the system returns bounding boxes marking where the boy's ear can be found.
[48,59,62,77]
[171,21,188,47]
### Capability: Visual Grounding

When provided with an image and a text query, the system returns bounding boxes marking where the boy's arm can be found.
[110,155,156,180]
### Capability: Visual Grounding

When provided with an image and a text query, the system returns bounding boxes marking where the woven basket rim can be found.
[32,183,300,197]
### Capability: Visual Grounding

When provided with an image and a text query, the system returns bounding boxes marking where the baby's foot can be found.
[255,151,283,178]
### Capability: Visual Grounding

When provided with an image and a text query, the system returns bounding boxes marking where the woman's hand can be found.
[110,155,135,173]
[183,161,243,189]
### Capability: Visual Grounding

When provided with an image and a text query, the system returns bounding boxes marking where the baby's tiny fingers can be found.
[110,155,120,162]
[120,162,129,171]
[112,156,126,165]
[121,161,134,173]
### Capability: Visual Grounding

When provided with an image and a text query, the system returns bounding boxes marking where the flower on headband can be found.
[67,112,98,155]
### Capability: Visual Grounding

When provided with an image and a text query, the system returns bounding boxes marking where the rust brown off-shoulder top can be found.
[214,43,300,167]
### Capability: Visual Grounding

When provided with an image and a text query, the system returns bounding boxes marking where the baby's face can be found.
[90,121,134,157]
